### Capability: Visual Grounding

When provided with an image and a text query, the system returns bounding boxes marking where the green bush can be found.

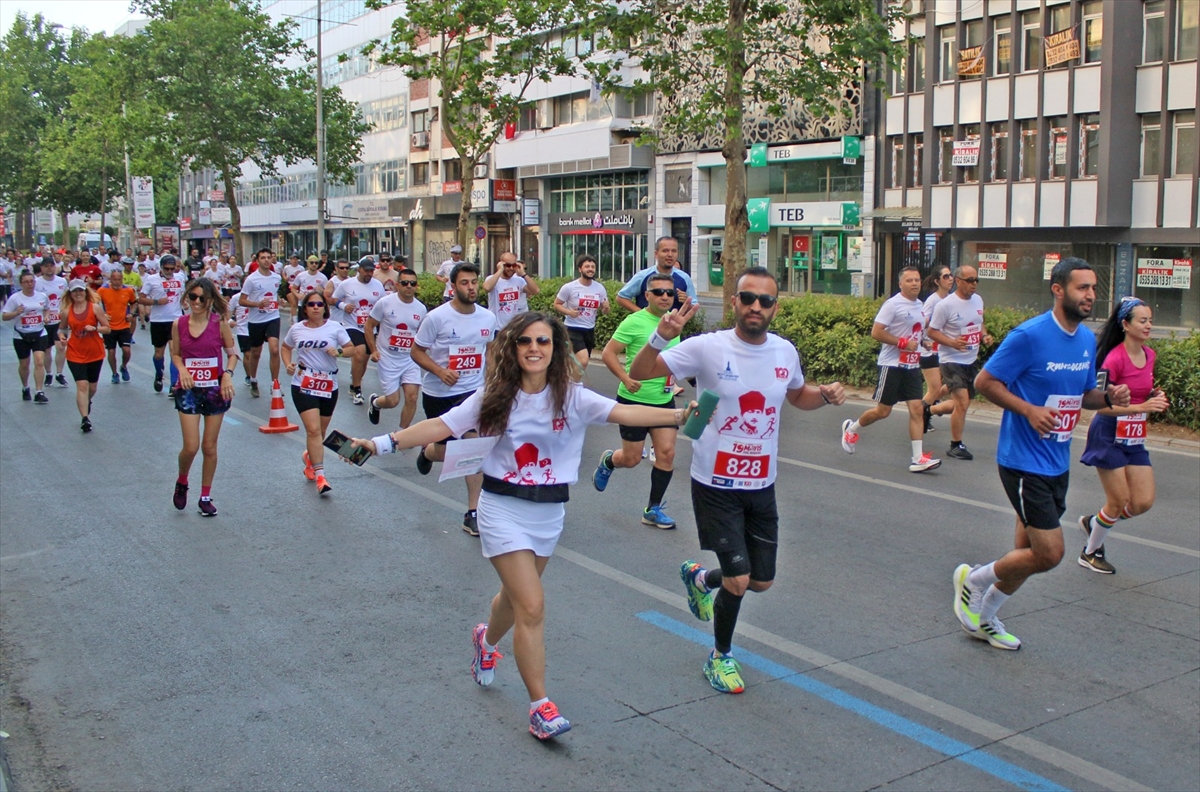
[1148,332,1200,431]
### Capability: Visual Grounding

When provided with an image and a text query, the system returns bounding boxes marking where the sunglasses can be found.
[186,292,207,302]
[940,273,953,279]
[398,280,418,287]
[516,335,553,347]
[648,288,676,297]
[305,301,325,308]
[736,291,778,309]
[958,277,980,284]
[336,266,349,271]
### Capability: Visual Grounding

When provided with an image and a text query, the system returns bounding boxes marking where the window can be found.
[1083,1,1103,63]
[1173,111,1196,176]
[910,134,924,187]
[1144,1,1165,62]
[1020,119,1040,180]
[411,162,429,187]
[1023,11,1042,71]
[616,92,654,117]
[412,110,428,134]
[911,38,927,91]
[1046,5,1072,68]
[1178,0,1199,60]
[1078,115,1100,177]
[891,136,905,188]
[359,94,408,133]
[991,122,1010,181]
[516,102,537,132]
[939,26,957,82]
[553,91,611,125]
[1047,117,1069,179]
[1141,114,1162,177]
[891,53,907,94]
[443,159,462,183]
[938,128,955,183]
[960,20,984,77]
[995,16,1012,75]
[960,124,981,182]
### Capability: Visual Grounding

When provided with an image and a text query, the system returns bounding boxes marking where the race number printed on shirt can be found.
[186,357,221,388]
[1115,412,1147,446]
[1043,394,1082,442]
[299,370,335,398]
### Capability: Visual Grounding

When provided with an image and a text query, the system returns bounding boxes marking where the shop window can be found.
[1023,10,1042,71]
[1047,117,1069,179]
[1144,1,1165,63]
[939,26,957,82]
[1019,119,1040,180]
[891,137,905,188]
[411,162,429,187]
[938,128,955,183]
[994,15,1012,75]
[991,122,1010,181]
[1173,111,1196,176]
[961,124,981,183]
[1078,115,1101,178]
[1141,114,1162,177]
[1178,0,1199,60]
[1083,1,1103,63]
[910,133,924,187]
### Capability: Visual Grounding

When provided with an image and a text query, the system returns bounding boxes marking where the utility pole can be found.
[123,103,133,252]
[315,0,326,259]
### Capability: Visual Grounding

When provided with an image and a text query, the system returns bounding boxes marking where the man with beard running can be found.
[35,258,69,388]
[553,254,610,371]
[629,266,846,694]
[138,254,185,392]
[331,256,386,405]
[239,249,282,398]
[365,268,427,430]
[952,258,1129,651]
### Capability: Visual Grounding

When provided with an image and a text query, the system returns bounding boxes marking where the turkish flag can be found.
[504,122,516,140]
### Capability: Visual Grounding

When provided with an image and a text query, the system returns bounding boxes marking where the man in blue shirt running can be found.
[951,257,1129,651]
[616,237,697,313]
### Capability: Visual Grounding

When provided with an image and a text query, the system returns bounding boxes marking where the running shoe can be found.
[250,381,260,398]
[198,499,217,517]
[244,374,251,385]
[22,388,31,402]
[462,510,479,537]
[33,391,48,404]
[947,443,974,460]
[315,475,332,496]
[81,416,92,433]
[111,373,120,384]
[703,651,745,694]
[367,393,380,425]
[908,452,942,473]
[153,376,163,393]
[471,623,503,687]
[44,374,52,387]
[529,701,571,740]
[352,389,364,406]
[302,450,316,482]
[922,402,934,434]
[977,616,1021,650]
[840,419,858,453]
[592,450,614,492]
[173,481,188,511]
[416,446,432,475]
[128,337,135,345]
[680,560,713,622]
[641,504,676,530]
[121,367,130,382]
[1077,516,1116,573]
[55,374,67,387]
[952,563,981,633]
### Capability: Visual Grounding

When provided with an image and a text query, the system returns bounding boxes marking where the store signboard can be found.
[768,201,847,228]
[132,177,156,229]
[1137,258,1192,289]
[522,198,541,227]
[1043,252,1060,280]
[492,179,518,213]
[547,209,648,235]
[977,252,1007,280]
[469,180,491,213]
[155,224,179,252]
[210,207,231,224]
[953,140,980,166]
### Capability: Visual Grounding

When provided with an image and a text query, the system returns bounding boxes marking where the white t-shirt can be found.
[555,279,608,329]
[332,277,386,331]
[929,292,986,365]
[413,302,497,397]
[660,329,805,490]
[920,292,945,359]
[369,293,427,359]
[144,256,160,274]
[437,258,460,298]
[293,270,327,296]
[229,291,250,336]
[282,320,351,393]
[874,293,925,369]
[488,275,529,329]
[283,263,303,285]
[241,271,282,323]
[222,264,243,291]
[442,383,617,486]
[141,273,185,323]
[4,291,49,335]
[0,259,13,285]
[34,276,67,325]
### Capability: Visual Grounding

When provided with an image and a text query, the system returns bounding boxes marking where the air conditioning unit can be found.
[900,0,924,15]
[473,163,489,179]
[411,131,429,148]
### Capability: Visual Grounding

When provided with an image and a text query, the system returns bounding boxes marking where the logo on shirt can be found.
[503,442,556,485]
[718,390,777,439]
[775,367,789,380]
[718,361,739,382]
[552,417,566,432]
[480,328,490,337]
[1046,361,1090,372]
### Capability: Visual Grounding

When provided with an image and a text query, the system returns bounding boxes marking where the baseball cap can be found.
[450,244,463,254]
[160,254,178,267]
[356,255,376,270]
[68,278,88,291]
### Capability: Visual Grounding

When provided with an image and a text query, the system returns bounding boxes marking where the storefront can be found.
[544,172,650,280]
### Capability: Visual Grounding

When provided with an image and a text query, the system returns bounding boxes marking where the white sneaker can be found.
[840,419,858,454]
[908,452,941,473]
[953,564,981,633]
[977,616,1021,650]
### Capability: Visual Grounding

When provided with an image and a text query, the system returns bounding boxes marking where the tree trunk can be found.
[720,0,749,309]
[222,169,245,263]
[100,165,108,250]
[457,156,474,258]
[58,208,69,251]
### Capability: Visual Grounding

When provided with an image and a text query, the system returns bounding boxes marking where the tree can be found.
[597,0,902,304]
[370,0,604,248]
[132,0,369,258]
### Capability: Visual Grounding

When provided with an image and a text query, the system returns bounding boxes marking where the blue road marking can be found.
[223,416,240,426]
[637,611,1070,792]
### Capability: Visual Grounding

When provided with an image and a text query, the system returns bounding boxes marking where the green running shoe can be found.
[680,560,713,621]
[704,651,744,694]
[977,616,1021,650]
[953,563,981,634]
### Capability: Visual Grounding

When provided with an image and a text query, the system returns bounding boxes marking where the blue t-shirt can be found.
[984,311,1097,476]
[618,266,697,310]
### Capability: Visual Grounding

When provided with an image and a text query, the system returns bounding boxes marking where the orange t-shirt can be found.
[65,302,105,363]
[99,285,138,331]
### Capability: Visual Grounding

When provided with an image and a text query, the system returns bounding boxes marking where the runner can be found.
[593,272,684,528]
[170,277,239,516]
[227,285,252,383]
[349,311,698,740]
[839,266,941,473]
[926,265,992,460]
[138,254,185,393]
[365,267,426,430]
[239,248,282,398]
[0,252,14,302]
[628,266,847,694]
[98,269,138,383]
[920,264,953,433]
[322,258,350,303]
[69,255,104,289]
[60,280,111,432]
[2,271,51,403]
[282,253,304,321]
[35,258,69,388]
[410,262,498,535]
[281,292,356,496]
[435,244,465,302]
[331,255,386,405]
[553,254,610,370]
[373,252,399,292]
[221,255,243,299]
[292,255,328,305]
[484,252,540,330]
[616,236,697,313]
[953,258,1128,651]
[1076,297,1170,574]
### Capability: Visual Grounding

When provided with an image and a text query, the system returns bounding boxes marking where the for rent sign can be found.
[1137,258,1192,289]
[977,252,1007,280]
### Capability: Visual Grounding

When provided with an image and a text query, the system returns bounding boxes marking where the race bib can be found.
[1115,412,1147,446]
[448,344,483,373]
[578,296,600,309]
[712,436,770,487]
[498,290,518,304]
[185,356,220,388]
[46,310,60,324]
[262,295,278,311]
[299,370,335,398]
[19,313,42,328]
[354,306,370,326]
[1043,394,1082,442]
[387,333,413,350]
[663,373,675,394]
[962,325,981,348]
[899,337,920,368]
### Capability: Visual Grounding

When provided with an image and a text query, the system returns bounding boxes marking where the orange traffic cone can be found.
[259,379,299,434]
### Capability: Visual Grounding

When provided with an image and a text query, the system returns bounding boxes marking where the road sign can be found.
[474,226,486,240]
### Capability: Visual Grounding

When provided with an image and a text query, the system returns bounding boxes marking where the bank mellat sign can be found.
[546,210,649,235]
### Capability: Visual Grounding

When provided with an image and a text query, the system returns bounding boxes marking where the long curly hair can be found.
[476,312,580,438]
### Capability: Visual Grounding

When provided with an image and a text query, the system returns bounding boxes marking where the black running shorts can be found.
[939,361,978,398]
[104,327,133,349]
[998,464,1069,530]
[422,390,474,445]
[616,393,676,443]
[12,331,49,359]
[873,366,924,406]
[567,327,596,355]
[248,318,281,347]
[150,320,174,349]
[690,480,779,582]
[291,383,339,417]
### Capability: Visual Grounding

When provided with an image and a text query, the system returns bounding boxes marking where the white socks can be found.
[968,562,999,591]
[911,440,923,461]
[979,586,1009,623]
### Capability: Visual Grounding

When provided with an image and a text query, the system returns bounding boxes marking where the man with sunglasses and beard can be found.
[927,265,993,461]
[484,251,540,329]
[630,266,846,694]
[553,253,610,370]
[365,268,427,430]
[593,272,685,529]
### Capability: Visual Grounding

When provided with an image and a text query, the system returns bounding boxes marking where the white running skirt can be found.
[477,490,565,559]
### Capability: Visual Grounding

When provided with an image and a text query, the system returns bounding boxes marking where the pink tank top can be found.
[176,314,225,387]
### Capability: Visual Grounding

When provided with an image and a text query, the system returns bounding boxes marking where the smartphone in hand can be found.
[324,429,371,466]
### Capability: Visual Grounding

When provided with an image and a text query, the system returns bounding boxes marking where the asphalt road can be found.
[1,318,1197,791]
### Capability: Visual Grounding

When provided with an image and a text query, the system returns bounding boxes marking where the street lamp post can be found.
[316,0,325,259]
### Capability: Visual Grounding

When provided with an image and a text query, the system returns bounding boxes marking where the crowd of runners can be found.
[1,238,1171,742]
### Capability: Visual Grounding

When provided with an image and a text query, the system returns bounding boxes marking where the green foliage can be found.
[1148,332,1200,432]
